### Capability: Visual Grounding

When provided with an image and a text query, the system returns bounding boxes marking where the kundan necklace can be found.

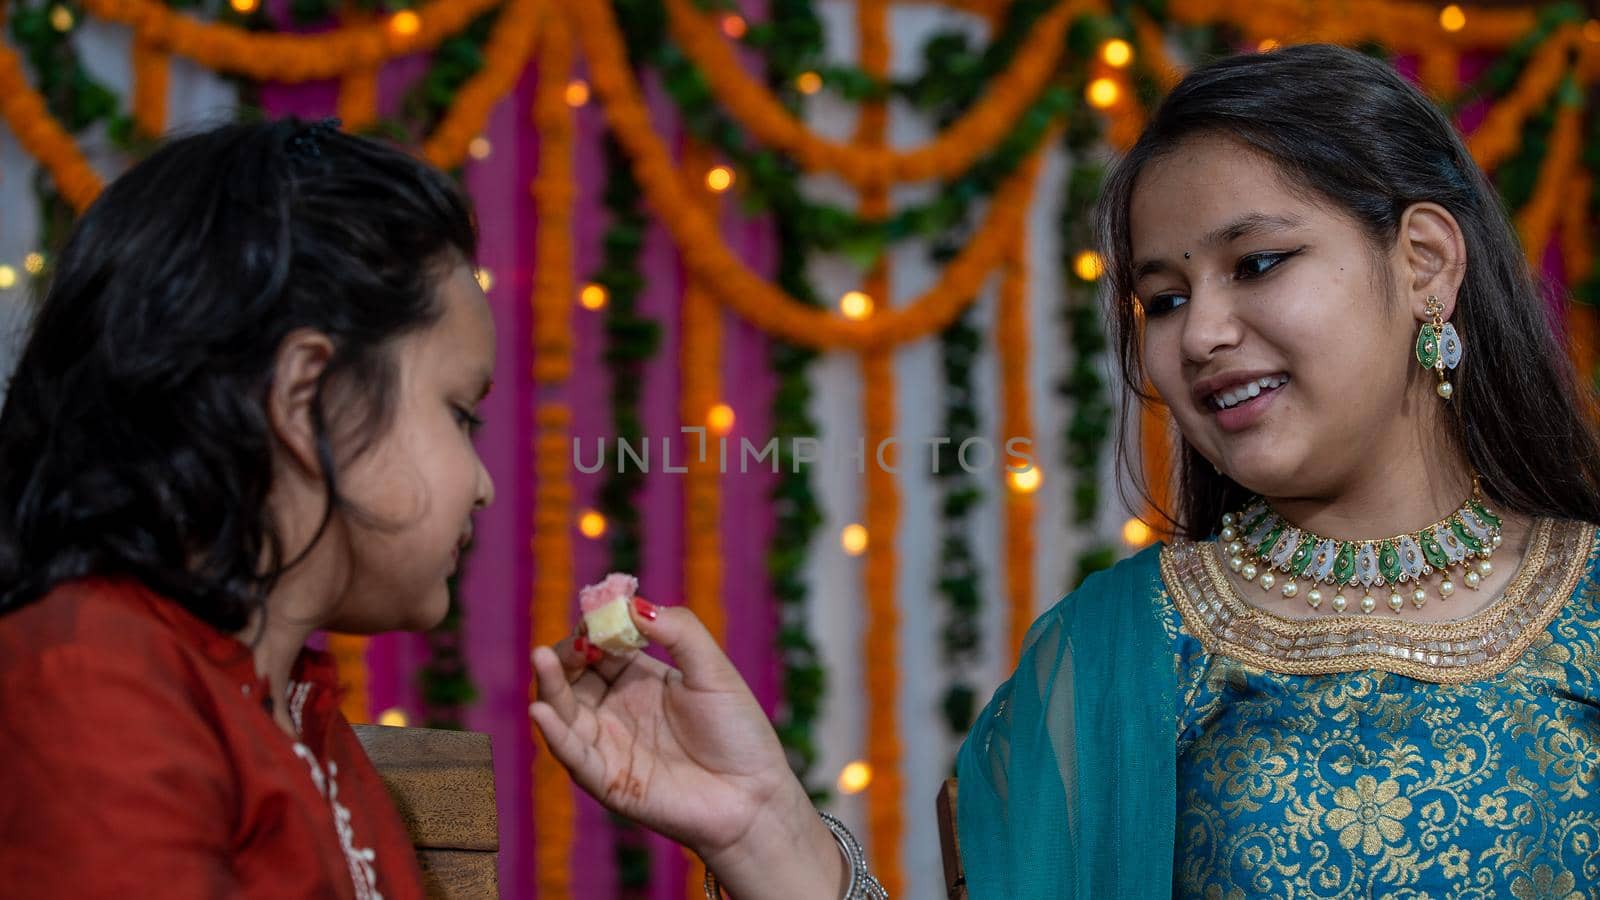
[1218,481,1504,614]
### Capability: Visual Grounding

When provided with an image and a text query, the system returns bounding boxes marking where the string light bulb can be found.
[705,165,735,193]
[1100,39,1133,68]
[707,403,735,435]
[378,707,409,727]
[388,10,420,37]
[841,524,868,556]
[721,14,747,39]
[230,0,260,13]
[468,136,492,160]
[579,510,608,539]
[579,283,609,310]
[0,266,16,290]
[1007,467,1043,494]
[1073,250,1104,281]
[837,761,873,795]
[23,253,45,275]
[1086,77,1120,109]
[565,79,591,108]
[796,71,823,95]
[475,269,494,292]
[839,290,874,320]
[49,5,74,31]
[1439,5,1466,32]
[1122,517,1154,547]
[1257,38,1280,52]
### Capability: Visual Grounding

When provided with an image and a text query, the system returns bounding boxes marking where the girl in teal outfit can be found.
[528,42,1600,899]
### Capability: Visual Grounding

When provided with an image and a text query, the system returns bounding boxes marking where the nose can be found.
[475,456,496,509]
[1177,285,1244,364]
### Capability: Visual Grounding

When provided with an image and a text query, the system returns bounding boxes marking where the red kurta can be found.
[0,576,425,899]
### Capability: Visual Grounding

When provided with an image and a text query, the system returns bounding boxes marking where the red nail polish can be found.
[573,635,590,655]
[633,596,658,620]
[584,644,605,664]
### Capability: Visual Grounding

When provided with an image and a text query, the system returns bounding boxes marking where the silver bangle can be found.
[703,809,888,899]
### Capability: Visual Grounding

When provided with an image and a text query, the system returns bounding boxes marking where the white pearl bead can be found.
[1242,563,1259,581]
[1492,534,1503,548]
[1437,380,1453,399]
[1222,513,1236,527]
[1229,555,1244,573]
[1331,594,1348,613]
[1360,595,1377,614]
[1477,559,1493,576]
[1258,572,1276,591]
[1439,579,1454,597]
[1389,593,1405,612]
[1282,582,1299,599]
[1306,588,1323,608]
[1413,588,1427,606]
[1465,570,1482,588]
[1226,541,1244,556]
[1220,526,1238,542]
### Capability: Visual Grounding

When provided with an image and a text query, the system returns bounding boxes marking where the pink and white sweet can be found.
[579,572,648,653]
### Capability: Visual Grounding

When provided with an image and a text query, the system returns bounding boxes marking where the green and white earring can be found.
[1416,294,1463,400]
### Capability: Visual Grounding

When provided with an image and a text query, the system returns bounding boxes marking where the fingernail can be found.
[573,635,590,655]
[584,644,605,664]
[633,596,658,620]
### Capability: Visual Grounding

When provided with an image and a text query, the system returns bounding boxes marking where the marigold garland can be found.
[1562,169,1595,381]
[1466,26,1576,173]
[1167,0,1535,51]
[326,633,373,724]
[131,37,168,138]
[530,9,577,898]
[80,0,502,83]
[663,0,1087,188]
[0,42,101,211]
[1134,12,1184,92]
[421,0,541,169]
[1514,91,1582,267]
[997,223,1035,665]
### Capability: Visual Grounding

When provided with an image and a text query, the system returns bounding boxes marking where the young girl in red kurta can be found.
[0,118,494,898]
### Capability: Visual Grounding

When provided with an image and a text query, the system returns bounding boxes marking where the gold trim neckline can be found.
[1162,518,1595,683]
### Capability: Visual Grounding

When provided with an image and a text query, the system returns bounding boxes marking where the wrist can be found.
[701,782,844,899]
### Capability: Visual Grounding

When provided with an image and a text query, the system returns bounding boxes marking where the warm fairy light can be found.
[468,136,492,160]
[0,266,15,290]
[378,707,409,727]
[230,0,260,13]
[23,253,45,275]
[565,79,591,108]
[841,524,869,556]
[1122,517,1154,547]
[579,282,609,310]
[475,269,494,292]
[796,71,823,95]
[1586,20,1600,43]
[579,510,608,539]
[1007,467,1043,494]
[1439,5,1467,32]
[707,403,736,435]
[721,14,747,39]
[705,165,735,193]
[49,5,74,31]
[1257,38,1280,52]
[1086,77,1120,109]
[837,760,873,795]
[839,290,874,320]
[388,10,421,37]
[1073,250,1104,281]
[1100,39,1134,68]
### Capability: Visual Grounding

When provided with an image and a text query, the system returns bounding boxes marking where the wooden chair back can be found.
[353,724,499,899]
[936,777,968,899]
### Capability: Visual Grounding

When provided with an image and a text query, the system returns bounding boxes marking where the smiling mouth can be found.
[1208,374,1290,410]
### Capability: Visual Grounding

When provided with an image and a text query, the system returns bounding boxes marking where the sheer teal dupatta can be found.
[955,544,1176,898]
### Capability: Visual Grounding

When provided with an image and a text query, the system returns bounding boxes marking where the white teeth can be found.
[1210,374,1289,409]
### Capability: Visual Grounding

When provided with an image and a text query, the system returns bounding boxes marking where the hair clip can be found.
[286,117,342,162]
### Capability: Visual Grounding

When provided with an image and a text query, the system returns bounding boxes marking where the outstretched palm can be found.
[530,606,801,858]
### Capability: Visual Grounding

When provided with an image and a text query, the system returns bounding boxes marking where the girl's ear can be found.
[267,328,336,477]
[1397,201,1466,322]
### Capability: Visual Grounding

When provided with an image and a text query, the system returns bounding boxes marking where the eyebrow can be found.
[1132,212,1307,281]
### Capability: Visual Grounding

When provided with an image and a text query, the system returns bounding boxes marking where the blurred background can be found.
[1,0,1595,896]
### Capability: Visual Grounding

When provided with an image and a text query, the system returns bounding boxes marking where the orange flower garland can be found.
[1466,26,1576,174]
[326,633,373,724]
[1166,0,1535,52]
[421,0,542,169]
[0,42,101,211]
[131,37,169,138]
[1561,170,1595,383]
[662,0,1088,187]
[80,0,501,83]
[1134,12,1185,92]
[1514,93,1582,267]
[564,0,1044,351]
[530,9,577,899]
[997,223,1036,665]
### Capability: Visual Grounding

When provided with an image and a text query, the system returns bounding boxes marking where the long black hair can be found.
[1094,42,1600,539]
[0,118,477,631]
